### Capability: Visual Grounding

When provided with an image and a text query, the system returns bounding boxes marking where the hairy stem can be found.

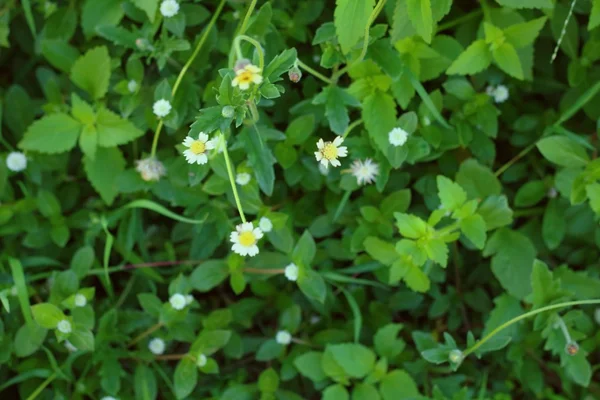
[296,59,333,85]
[222,134,247,223]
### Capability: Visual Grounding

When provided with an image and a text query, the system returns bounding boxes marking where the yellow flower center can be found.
[322,143,338,160]
[190,141,206,155]
[237,71,254,84]
[239,231,256,247]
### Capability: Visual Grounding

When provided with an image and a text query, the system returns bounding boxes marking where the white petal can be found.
[232,77,239,86]
[230,232,239,242]
[252,75,263,84]
[239,82,250,90]
[320,159,329,167]
[333,136,344,146]
[183,150,194,162]
[316,139,325,149]
[247,245,259,257]
[196,154,208,165]
[253,228,264,239]
[241,222,254,232]
[205,139,216,150]
[198,133,209,143]
[337,147,348,157]
[330,159,341,167]
[246,65,261,73]
[232,243,247,256]
[315,152,323,161]
[183,137,194,147]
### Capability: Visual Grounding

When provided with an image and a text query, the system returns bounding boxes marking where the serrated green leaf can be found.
[96,108,144,147]
[492,42,523,79]
[504,17,547,48]
[84,147,125,205]
[334,0,375,54]
[70,46,111,99]
[19,113,82,154]
[406,0,433,43]
[447,40,491,75]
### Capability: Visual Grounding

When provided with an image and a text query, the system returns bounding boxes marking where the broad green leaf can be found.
[31,303,65,329]
[312,86,359,135]
[379,370,420,399]
[456,159,502,199]
[563,352,592,387]
[537,136,590,168]
[495,0,552,8]
[504,17,547,48]
[132,0,159,22]
[460,214,487,249]
[190,261,229,292]
[586,183,600,215]
[79,124,98,160]
[514,180,547,207]
[590,0,600,31]
[294,352,327,382]
[81,0,125,38]
[189,106,231,136]
[256,339,284,361]
[394,213,428,239]
[363,237,399,266]
[352,383,381,400]
[530,260,568,308]
[323,384,349,400]
[96,107,144,147]
[239,127,275,196]
[298,269,327,303]
[542,198,566,249]
[492,42,523,79]
[41,39,80,73]
[475,195,513,230]
[422,238,448,267]
[362,92,397,158]
[134,364,158,400]
[70,46,111,99]
[264,48,297,81]
[84,147,125,205]
[374,324,406,359]
[69,329,95,351]
[292,230,317,266]
[447,40,491,75]
[406,0,433,43]
[328,343,376,379]
[14,324,47,357]
[334,0,375,54]
[19,113,82,154]
[258,368,279,393]
[285,114,315,145]
[437,176,467,211]
[173,358,198,400]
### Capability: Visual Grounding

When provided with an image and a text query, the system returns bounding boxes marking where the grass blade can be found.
[554,80,600,126]
[122,199,207,224]
[21,0,37,37]
[8,257,33,326]
[340,287,362,343]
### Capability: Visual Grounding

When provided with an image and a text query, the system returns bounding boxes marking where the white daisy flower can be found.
[148,338,166,355]
[258,217,273,233]
[284,263,299,281]
[196,353,207,367]
[314,136,347,168]
[64,340,78,352]
[235,172,251,186]
[275,330,292,345]
[388,127,408,147]
[350,158,379,186]
[160,0,179,17]
[230,222,263,257]
[182,133,215,165]
[232,64,263,90]
[152,99,172,118]
[6,152,27,172]
[493,85,509,103]
[57,320,72,334]
[127,80,138,93]
[169,293,186,310]
[185,294,194,305]
[74,294,87,307]
[135,157,166,181]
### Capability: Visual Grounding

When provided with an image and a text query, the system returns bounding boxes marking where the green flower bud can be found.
[448,349,463,364]
[222,106,235,118]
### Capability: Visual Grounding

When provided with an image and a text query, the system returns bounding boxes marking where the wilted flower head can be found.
[136,157,166,182]
[486,85,509,103]
[230,222,263,257]
[160,0,179,17]
[127,80,138,93]
[314,136,347,168]
[350,158,379,185]
[6,152,27,172]
[232,64,263,90]
[233,58,251,72]
[288,65,302,83]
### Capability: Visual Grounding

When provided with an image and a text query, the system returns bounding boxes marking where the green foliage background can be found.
[1,0,600,399]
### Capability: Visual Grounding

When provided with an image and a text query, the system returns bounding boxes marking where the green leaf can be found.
[19,113,82,154]
[590,0,600,31]
[334,0,375,54]
[79,124,98,160]
[69,329,95,351]
[239,127,275,196]
[81,0,125,38]
[363,237,399,266]
[294,352,327,382]
[394,213,428,239]
[313,86,359,135]
[258,368,279,393]
[504,17,547,48]
[298,269,327,303]
[495,0,552,8]
[492,42,523,79]
[447,40,491,75]
[362,92,397,158]
[422,238,448,267]
[563,352,592,387]
[374,324,406,359]
[292,230,317,266]
[437,176,467,211]
[132,0,159,22]
[134,364,158,400]
[456,159,502,199]
[475,195,513,231]
[190,261,229,292]
[173,358,198,400]
[70,46,111,99]
[41,40,80,73]
[483,229,536,299]
[71,93,95,125]
[530,259,567,308]
[323,384,349,400]
[460,214,487,249]
[514,180,547,207]
[379,370,420,399]
[537,136,590,168]
[256,339,284,361]
[96,107,144,147]
[31,303,65,329]
[189,106,230,136]
[542,198,566,250]
[352,383,381,400]
[14,324,47,357]
[193,330,231,355]
[328,343,375,378]
[84,147,125,205]
[264,48,297,81]
[406,0,433,43]
[285,114,315,145]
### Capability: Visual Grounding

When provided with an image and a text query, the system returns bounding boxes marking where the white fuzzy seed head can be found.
[6,152,27,172]
[196,353,207,367]
[235,172,251,186]
[160,0,179,17]
[57,319,72,334]
[148,338,166,355]
[152,99,172,118]
[259,217,273,233]
[275,330,292,345]
[127,80,138,93]
[74,294,87,307]
[169,293,186,310]
[350,158,379,186]
[135,157,166,182]
[284,263,299,281]
[493,85,509,103]
[388,127,408,147]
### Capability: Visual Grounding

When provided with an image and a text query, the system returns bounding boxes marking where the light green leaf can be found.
[173,358,198,400]
[81,0,125,38]
[536,136,590,168]
[79,124,98,160]
[96,107,144,147]
[362,92,397,158]
[514,180,547,207]
[323,384,349,400]
[492,42,523,79]
[292,230,317,266]
[590,0,600,31]
[294,352,327,382]
[19,113,82,154]
[84,147,125,205]
[239,127,275,196]
[334,0,375,54]
[298,269,327,304]
[264,48,297,81]
[422,238,448,267]
[70,46,111,99]
[504,17,547,48]
[437,176,467,211]
[460,214,487,249]
[406,0,433,43]
[131,0,158,22]
[374,324,406,359]
[190,261,229,292]
[31,303,65,329]
[379,370,420,399]
[495,0,552,8]
[328,343,376,379]
[447,40,491,75]
[394,213,428,239]
[363,237,399,266]
[456,159,502,199]
[69,329,95,351]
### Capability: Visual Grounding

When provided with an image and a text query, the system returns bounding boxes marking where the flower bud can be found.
[448,349,464,364]
[565,341,579,356]
[288,66,302,83]
[234,58,251,72]
[222,105,235,118]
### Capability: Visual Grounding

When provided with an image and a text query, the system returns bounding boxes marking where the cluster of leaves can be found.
[1,0,600,399]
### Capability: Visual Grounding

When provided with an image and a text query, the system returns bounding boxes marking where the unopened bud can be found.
[565,342,579,356]
[288,66,302,83]
[234,58,251,72]
[222,105,235,118]
[448,349,463,364]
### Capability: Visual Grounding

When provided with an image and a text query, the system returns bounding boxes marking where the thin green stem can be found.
[244,268,285,274]
[463,299,600,357]
[555,316,573,343]
[228,0,258,67]
[233,34,265,70]
[494,141,538,177]
[221,134,247,223]
[129,322,164,347]
[343,119,364,138]
[25,373,56,400]
[150,0,226,158]
[296,59,333,85]
[334,190,353,222]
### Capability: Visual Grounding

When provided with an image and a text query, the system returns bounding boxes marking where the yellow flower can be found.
[232,64,263,91]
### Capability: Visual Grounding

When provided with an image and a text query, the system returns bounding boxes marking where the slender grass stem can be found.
[343,119,364,139]
[296,59,333,85]
[494,141,538,177]
[233,34,265,70]
[25,373,56,400]
[129,322,164,347]
[222,134,247,223]
[228,0,258,67]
